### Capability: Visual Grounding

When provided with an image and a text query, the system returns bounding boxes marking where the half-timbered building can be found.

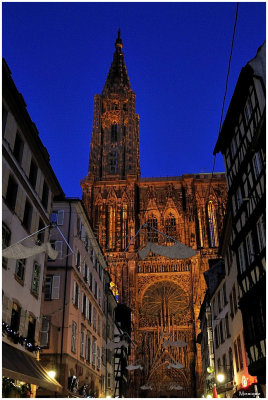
[214,42,266,394]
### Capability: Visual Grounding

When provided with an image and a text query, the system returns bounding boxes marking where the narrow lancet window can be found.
[165,213,176,241]
[147,216,158,242]
[207,201,219,247]
[108,205,116,250]
[122,204,128,250]
[111,124,118,142]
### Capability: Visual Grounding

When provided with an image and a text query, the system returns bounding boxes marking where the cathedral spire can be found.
[103,30,131,93]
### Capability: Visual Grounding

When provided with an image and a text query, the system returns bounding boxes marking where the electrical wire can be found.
[193,2,239,305]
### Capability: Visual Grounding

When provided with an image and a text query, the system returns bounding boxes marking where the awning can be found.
[2,342,62,393]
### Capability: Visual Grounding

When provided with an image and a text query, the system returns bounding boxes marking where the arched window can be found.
[165,213,177,241]
[147,216,158,242]
[108,205,116,250]
[122,204,128,249]
[207,201,219,247]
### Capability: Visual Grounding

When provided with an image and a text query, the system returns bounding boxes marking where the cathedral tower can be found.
[82,32,227,398]
[88,29,140,182]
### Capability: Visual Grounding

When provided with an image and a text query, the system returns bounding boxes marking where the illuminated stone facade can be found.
[81,31,227,397]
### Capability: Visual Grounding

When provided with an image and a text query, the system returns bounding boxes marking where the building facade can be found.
[81,31,228,397]
[39,199,115,397]
[214,42,266,396]
[2,59,64,397]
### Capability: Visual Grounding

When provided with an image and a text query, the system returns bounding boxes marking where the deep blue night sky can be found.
[2,2,266,197]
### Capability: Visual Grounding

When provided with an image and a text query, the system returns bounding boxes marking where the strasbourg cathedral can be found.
[81,31,227,398]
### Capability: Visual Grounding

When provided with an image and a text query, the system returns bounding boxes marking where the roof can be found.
[203,259,225,297]
[102,30,131,94]
[2,58,65,198]
[214,41,266,155]
[2,342,62,393]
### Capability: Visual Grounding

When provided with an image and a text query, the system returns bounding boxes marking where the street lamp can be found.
[216,373,225,384]
[47,370,56,379]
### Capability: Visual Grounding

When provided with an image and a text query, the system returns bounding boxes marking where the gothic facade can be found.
[81,31,227,397]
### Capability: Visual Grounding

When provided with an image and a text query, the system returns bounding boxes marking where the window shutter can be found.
[57,210,64,226]
[55,241,63,259]
[77,286,80,309]
[52,276,60,299]
[81,224,86,241]
[40,317,50,346]
[81,291,84,314]
[72,280,76,304]
[82,262,85,278]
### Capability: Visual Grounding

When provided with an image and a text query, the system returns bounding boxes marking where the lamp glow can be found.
[216,373,225,383]
[48,370,56,379]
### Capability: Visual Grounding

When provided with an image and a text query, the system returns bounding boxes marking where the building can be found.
[214,42,266,396]
[208,261,234,398]
[38,198,115,397]
[2,59,64,397]
[81,30,228,397]
[103,269,117,398]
